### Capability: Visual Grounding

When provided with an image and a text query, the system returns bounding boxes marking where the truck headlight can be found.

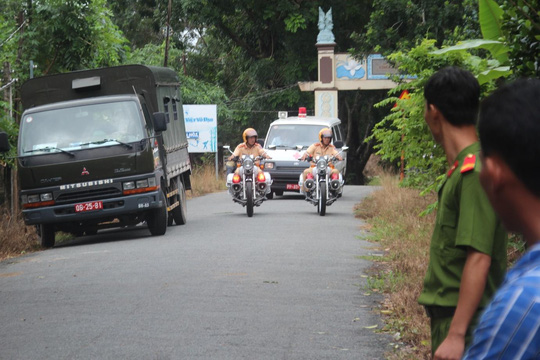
[40,193,53,202]
[264,162,274,169]
[123,181,136,190]
[136,179,149,188]
[123,177,158,195]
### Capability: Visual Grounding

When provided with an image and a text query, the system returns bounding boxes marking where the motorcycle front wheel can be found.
[318,183,326,216]
[246,183,254,217]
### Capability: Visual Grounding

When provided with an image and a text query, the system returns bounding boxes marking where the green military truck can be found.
[18,65,191,247]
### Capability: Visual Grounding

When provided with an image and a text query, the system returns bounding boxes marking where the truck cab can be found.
[262,109,346,198]
[18,65,191,247]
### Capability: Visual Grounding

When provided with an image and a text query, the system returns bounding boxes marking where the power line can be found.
[225,83,300,105]
[0,20,27,48]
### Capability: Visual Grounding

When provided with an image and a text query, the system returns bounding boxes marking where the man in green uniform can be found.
[418,66,508,360]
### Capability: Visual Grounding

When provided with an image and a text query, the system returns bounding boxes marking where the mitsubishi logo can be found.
[81,167,90,176]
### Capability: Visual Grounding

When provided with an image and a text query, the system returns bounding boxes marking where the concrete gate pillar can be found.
[315,43,338,118]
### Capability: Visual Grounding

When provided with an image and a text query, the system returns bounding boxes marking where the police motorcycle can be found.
[298,144,348,216]
[223,146,273,217]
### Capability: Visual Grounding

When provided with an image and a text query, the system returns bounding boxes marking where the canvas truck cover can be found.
[20,65,188,154]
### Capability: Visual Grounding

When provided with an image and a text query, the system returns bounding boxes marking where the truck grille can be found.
[56,187,122,204]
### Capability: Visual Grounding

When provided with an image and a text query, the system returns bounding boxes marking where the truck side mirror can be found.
[333,140,344,148]
[0,132,10,152]
[153,112,168,132]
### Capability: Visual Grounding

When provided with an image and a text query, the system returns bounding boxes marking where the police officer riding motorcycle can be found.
[224,128,273,217]
[298,128,347,215]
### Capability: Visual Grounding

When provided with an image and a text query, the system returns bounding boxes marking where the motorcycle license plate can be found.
[286,184,300,190]
[75,201,103,213]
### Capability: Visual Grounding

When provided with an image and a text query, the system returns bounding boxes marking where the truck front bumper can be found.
[22,191,163,225]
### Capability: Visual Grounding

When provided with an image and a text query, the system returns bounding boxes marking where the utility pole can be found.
[164,0,172,67]
[1,62,15,214]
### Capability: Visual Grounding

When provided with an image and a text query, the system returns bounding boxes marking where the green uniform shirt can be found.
[418,142,508,308]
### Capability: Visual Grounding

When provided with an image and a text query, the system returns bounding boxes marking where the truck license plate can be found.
[286,184,300,190]
[75,201,103,213]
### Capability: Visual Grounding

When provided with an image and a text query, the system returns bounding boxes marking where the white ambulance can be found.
[262,108,347,199]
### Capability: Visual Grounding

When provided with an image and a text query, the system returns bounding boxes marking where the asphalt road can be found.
[0,185,392,360]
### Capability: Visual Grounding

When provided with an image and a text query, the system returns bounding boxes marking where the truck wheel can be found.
[40,224,55,248]
[172,178,187,225]
[266,191,274,200]
[274,190,283,196]
[148,192,167,236]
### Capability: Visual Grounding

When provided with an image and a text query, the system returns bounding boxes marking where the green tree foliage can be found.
[156,1,371,146]
[344,1,482,183]
[125,42,236,142]
[369,40,497,191]
[23,0,129,76]
[369,0,538,191]
[109,0,164,49]
[352,0,481,55]
[0,115,18,167]
[500,0,539,77]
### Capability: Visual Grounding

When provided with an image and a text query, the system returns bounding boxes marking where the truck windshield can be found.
[265,124,331,149]
[19,100,145,156]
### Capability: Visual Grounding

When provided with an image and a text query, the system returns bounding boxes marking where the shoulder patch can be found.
[447,160,459,177]
[460,154,476,173]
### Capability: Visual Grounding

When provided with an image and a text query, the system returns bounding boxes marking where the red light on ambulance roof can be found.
[298,107,306,118]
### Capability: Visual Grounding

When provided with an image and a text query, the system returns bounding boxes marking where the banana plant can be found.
[431,0,512,84]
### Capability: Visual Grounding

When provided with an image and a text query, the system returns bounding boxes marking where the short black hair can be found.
[479,78,540,197]
[424,66,480,126]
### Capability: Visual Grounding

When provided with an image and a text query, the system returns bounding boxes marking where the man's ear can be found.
[425,103,442,131]
[482,154,506,193]
[427,103,442,119]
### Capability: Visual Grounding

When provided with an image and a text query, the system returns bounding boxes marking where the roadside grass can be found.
[357,173,524,360]
[356,173,435,359]
[187,164,227,198]
[0,164,226,261]
[0,206,40,261]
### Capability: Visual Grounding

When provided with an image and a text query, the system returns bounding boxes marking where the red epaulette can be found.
[238,143,246,148]
[447,160,459,177]
[314,143,321,147]
[460,154,476,173]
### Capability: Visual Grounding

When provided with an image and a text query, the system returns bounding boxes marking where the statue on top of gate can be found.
[316,7,335,45]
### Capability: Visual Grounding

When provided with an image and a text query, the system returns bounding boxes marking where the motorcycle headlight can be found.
[244,158,254,170]
[317,159,326,171]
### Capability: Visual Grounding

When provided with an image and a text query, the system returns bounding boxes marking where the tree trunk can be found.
[341,91,387,185]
